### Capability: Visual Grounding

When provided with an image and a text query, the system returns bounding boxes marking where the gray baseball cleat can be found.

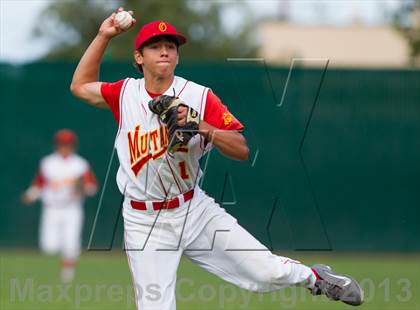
[310,264,364,306]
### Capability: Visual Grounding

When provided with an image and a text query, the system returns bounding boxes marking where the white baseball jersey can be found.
[34,153,95,208]
[101,76,243,201]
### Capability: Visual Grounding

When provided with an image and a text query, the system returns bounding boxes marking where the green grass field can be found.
[1,251,419,310]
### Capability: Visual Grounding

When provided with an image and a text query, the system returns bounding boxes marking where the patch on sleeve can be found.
[222,112,233,126]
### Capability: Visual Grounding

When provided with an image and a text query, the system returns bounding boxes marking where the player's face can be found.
[56,144,75,157]
[135,38,179,78]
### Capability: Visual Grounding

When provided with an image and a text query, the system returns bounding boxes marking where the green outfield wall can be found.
[1,62,419,251]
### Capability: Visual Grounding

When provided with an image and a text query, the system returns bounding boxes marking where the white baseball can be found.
[115,11,133,30]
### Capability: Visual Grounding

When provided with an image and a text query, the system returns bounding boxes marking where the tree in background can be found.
[34,0,256,61]
[393,0,420,66]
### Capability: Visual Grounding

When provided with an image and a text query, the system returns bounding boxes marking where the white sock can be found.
[61,267,75,283]
[61,258,76,283]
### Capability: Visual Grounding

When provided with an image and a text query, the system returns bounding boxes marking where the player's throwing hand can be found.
[98,7,136,39]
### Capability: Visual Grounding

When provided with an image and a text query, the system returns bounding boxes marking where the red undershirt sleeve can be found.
[83,169,97,186]
[203,90,244,131]
[32,170,45,188]
[100,80,125,123]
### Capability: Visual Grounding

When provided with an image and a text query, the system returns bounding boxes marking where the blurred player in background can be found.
[22,129,98,283]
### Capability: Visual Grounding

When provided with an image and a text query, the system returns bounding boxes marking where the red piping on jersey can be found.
[177,80,189,97]
[141,102,147,115]
[165,156,182,192]
[199,88,206,117]
[199,88,208,151]
[116,78,130,139]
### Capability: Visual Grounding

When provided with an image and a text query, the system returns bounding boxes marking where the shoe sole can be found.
[313,264,364,306]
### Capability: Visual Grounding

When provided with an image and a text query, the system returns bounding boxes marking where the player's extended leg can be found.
[185,206,315,291]
[61,207,83,283]
[184,199,363,306]
[123,205,183,310]
[39,207,61,255]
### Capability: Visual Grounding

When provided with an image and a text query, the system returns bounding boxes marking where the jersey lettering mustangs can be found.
[101,76,243,201]
[127,123,169,175]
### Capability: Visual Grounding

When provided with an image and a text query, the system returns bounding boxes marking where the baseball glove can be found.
[148,95,200,153]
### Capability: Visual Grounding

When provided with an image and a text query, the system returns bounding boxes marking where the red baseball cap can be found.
[54,129,78,145]
[134,21,187,50]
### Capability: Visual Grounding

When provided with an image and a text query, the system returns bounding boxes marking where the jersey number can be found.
[178,161,189,180]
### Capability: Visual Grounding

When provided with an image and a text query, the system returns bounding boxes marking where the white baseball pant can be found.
[123,188,315,310]
[39,206,83,259]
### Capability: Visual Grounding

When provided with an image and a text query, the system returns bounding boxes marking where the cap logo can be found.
[158,22,167,32]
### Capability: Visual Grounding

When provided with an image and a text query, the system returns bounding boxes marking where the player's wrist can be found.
[96,31,114,42]
[84,184,98,197]
[198,122,214,141]
[199,130,211,141]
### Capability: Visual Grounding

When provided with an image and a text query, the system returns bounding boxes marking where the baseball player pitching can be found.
[22,129,98,283]
[70,8,364,309]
